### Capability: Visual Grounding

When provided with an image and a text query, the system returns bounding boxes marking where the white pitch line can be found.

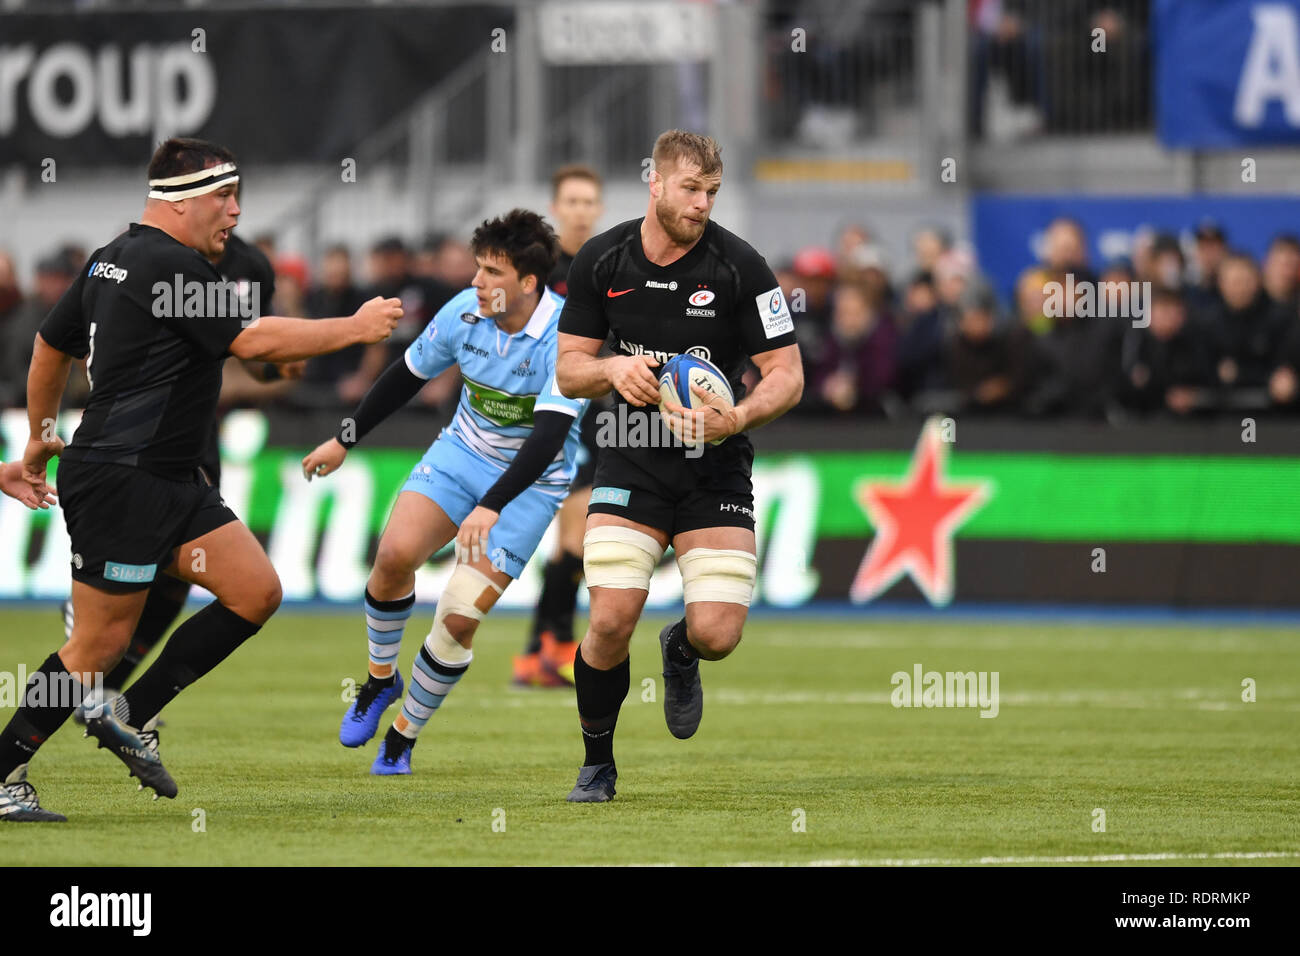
[477,688,1300,710]
[759,632,1300,653]
[709,689,1300,710]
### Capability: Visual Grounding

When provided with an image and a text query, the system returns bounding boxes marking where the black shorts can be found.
[586,437,755,536]
[58,459,238,593]
[570,401,602,491]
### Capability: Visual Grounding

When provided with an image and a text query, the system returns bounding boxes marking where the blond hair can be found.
[651,130,723,179]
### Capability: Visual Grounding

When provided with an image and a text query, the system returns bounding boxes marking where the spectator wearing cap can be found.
[791,246,836,319]
[943,283,1035,414]
[1,249,88,407]
[806,279,898,415]
[1117,288,1215,417]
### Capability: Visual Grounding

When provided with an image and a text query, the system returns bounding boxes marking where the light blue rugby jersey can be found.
[404,286,588,493]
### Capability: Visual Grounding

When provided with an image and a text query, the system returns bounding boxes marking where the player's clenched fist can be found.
[302,436,348,481]
[353,296,403,343]
[608,354,661,407]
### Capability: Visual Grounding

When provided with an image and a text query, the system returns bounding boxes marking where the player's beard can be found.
[654,197,707,246]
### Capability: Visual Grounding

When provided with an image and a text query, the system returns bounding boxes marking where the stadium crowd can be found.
[4,215,1300,422]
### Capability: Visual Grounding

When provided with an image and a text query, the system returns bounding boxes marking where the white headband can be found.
[148,162,240,201]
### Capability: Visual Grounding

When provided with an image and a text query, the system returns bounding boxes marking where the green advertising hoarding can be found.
[3,410,1298,608]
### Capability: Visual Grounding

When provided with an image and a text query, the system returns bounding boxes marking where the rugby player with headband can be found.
[1,138,401,822]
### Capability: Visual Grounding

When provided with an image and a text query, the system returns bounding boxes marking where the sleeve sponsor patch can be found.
[755,287,794,339]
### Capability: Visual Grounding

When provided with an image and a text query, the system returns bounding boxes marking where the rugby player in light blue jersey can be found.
[301,210,587,775]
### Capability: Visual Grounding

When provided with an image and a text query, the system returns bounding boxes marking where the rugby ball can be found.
[658,353,734,446]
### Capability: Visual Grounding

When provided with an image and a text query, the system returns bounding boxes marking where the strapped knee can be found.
[678,548,757,606]
[582,526,664,591]
[429,565,502,664]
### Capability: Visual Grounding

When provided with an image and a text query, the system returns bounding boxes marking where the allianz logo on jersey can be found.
[87,261,129,284]
[617,340,711,364]
[644,279,678,290]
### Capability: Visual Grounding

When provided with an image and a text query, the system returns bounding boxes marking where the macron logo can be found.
[50,885,152,936]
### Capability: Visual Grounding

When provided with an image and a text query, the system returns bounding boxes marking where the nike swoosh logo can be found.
[606,288,634,298]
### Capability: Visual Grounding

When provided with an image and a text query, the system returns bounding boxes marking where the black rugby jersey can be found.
[39,224,249,480]
[558,217,797,467]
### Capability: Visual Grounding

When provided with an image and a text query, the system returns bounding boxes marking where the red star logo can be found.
[850,419,992,607]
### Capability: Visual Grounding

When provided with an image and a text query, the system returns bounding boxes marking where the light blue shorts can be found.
[400,435,565,579]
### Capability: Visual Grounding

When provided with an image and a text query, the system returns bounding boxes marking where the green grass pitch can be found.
[2,608,1298,866]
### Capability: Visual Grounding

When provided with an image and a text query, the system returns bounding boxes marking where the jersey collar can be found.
[521,288,558,339]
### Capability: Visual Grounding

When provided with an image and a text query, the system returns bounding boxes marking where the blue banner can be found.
[972,194,1300,306]
[1157,0,1300,146]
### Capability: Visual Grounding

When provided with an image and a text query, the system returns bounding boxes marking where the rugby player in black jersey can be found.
[555,131,803,801]
[61,228,301,749]
[513,164,606,688]
[0,138,401,821]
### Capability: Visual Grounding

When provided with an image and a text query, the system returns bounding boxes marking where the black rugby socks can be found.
[574,649,629,766]
[121,601,262,727]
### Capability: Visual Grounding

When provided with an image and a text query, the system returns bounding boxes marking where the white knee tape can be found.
[582,526,665,591]
[430,565,502,664]
[678,548,757,606]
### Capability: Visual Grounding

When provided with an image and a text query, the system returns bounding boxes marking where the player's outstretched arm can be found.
[556,332,661,405]
[301,354,429,480]
[230,296,402,363]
